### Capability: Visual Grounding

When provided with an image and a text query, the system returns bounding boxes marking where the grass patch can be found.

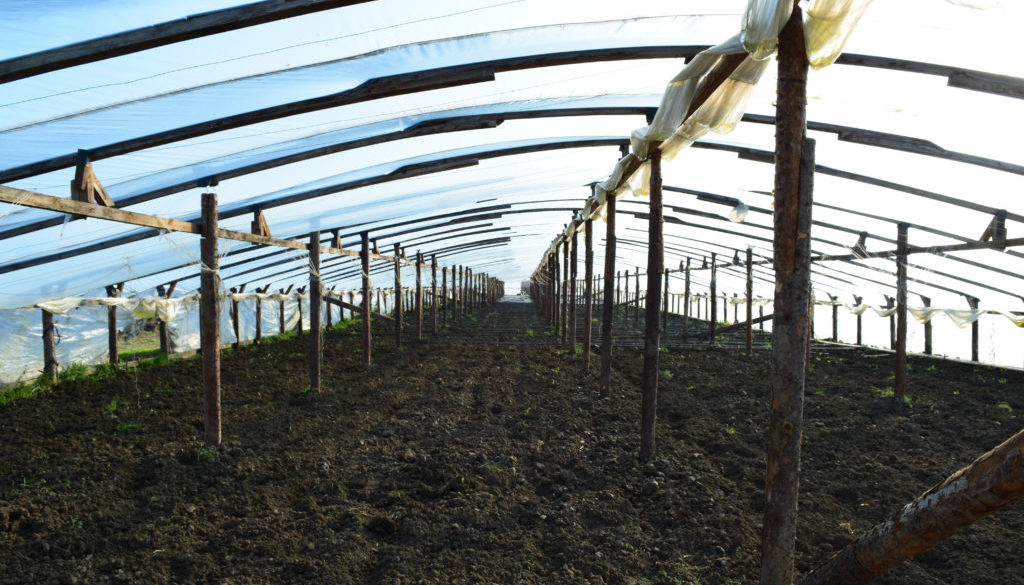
[0,377,52,406]
[996,401,1013,413]
[114,422,140,435]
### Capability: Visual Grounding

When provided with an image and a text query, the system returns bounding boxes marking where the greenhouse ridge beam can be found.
[0,46,701,183]
[0,0,375,84]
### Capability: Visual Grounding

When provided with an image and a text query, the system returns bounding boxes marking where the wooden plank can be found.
[0,185,197,233]
[325,295,397,325]
[570,229,578,350]
[200,192,222,447]
[0,0,373,83]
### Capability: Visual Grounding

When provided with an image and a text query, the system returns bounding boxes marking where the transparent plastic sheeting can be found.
[0,16,738,169]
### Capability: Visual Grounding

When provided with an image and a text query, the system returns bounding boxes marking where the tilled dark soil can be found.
[1,298,1022,585]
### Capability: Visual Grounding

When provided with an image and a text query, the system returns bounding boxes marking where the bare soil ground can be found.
[2,297,1022,585]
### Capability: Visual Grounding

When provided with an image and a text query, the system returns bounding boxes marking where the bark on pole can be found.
[683,259,691,336]
[200,192,222,447]
[599,193,617,398]
[709,253,718,342]
[921,296,932,355]
[634,267,640,326]
[570,230,578,351]
[800,427,1024,585]
[583,218,594,369]
[562,238,570,343]
[967,296,980,362]
[639,150,664,463]
[746,248,753,354]
[662,268,669,332]
[442,267,448,328]
[416,251,424,339]
[106,283,122,365]
[393,243,403,347]
[41,309,57,384]
[761,6,810,584]
[895,223,909,401]
[431,255,438,334]
[309,232,322,393]
[361,232,372,367]
[854,295,863,345]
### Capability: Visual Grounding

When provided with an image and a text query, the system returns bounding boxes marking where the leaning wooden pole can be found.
[393,243,403,347]
[200,192,222,447]
[800,427,1024,585]
[309,231,322,394]
[361,232,372,367]
[761,7,811,584]
[639,150,664,462]
[894,223,909,401]
[583,217,594,369]
[599,193,617,398]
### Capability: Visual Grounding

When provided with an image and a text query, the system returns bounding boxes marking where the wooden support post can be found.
[416,251,423,339]
[829,294,839,342]
[599,193,617,398]
[854,295,863,345]
[105,282,124,364]
[562,237,569,343]
[200,192,222,447]
[921,295,932,355]
[361,232,372,367]
[746,248,753,354]
[885,295,896,349]
[634,266,640,327]
[761,7,810,584]
[639,150,664,462]
[230,287,241,350]
[442,267,448,328]
[279,290,287,334]
[570,230,578,350]
[895,223,909,401]
[157,282,176,354]
[967,296,980,362]
[394,243,403,348]
[297,293,304,334]
[41,309,57,384]
[662,268,669,332]
[800,427,1024,585]
[683,259,691,336]
[309,232,322,393]
[709,253,718,342]
[431,255,438,334]
[583,218,594,369]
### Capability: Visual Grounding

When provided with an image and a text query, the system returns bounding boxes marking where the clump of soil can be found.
[1,301,1022,585]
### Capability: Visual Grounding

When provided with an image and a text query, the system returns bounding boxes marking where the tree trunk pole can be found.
[309,232,322,393]
[709,253,718,343]
[416,251,424,339]
[639,150,664,462]
[683,259,691,337]
[800,427,1024,585]
[662,268,669,332]
[583,218,594,369]
[200,192,222,447]
[431,255,438,334]
[746,248,753,354]
[361,232,372,367]
[106,283,122,365]
[921,296,932,355]
[41,309,57,384]
[895,223,909,401]
[393,243,403,347]
[854,295,863,345]
[967,296,980,362]
[761,6,811,584]
[570,230,578,351]
[634,266,640,327]
[442,267,448,328]
[599,193,617,398]
[562,238,570,342]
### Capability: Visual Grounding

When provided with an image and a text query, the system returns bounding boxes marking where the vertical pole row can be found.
[200,192,222,447]
[361,232,372,367]
[599,194,617,398]
[639,150,664,462]
[309,232,322,394]
[393,243,403,348]
[761,5,811,582]
[746,248,753,354]
[583,217,594,369]
[895,223,909,401]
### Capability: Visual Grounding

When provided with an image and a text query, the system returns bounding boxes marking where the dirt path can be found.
[2,298,1022,584]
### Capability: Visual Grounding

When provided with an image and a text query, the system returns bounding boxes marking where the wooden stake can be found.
[639,150,664,462]
[967,296,980,361]
[761,6,810,583]
[361,232,372,367]
[394,243,403,347]
[599,193,617,398]
[583,218,594,369]
[895,223,909,401]
[41,309,57,384]
[200,192,222,447]
[634,267,640,327]
[157,281,176,354]
[662,268,669,332]
[309,231,322,393]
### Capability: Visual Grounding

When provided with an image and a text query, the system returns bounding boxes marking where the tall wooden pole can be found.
[431,255,438,334]
[361,232,371,367]
[562,237,570,342]
[895,223,909,401]
[442,267,448,328]
[416,251,424,339]
[41,309,57,384]
[967,296,980,361]
[761,5,811,583]
[921,295,932,354]
[639,150,664,462]
[634,266,640,327]
[393,243,403,347]
[683,259,691,336]
[106,283,123,364]
[309,231,322,394]
[709,253,718,342]
[746,248,753,354]
[854,295,863,345]
[583,218,594,368]
[662,268,669,331]
[200,192,222,447]
[570,231,578,349]
[599,194,617,398]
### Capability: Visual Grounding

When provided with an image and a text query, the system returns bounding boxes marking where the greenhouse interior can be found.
[1,1,1022,585]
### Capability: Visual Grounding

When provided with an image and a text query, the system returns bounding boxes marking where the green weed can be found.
[660,369,673,380]
[104,397,119,418]
[997,402,1013,413]
[58,362,90,382]
[114,422,140,434]
[195,446,218,463]
[725,425,737,435]
[0,378,51,406]
[871,386,894,398]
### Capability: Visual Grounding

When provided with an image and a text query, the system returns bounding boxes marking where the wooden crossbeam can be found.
[251,210,271,237]
[324,296,400,325]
